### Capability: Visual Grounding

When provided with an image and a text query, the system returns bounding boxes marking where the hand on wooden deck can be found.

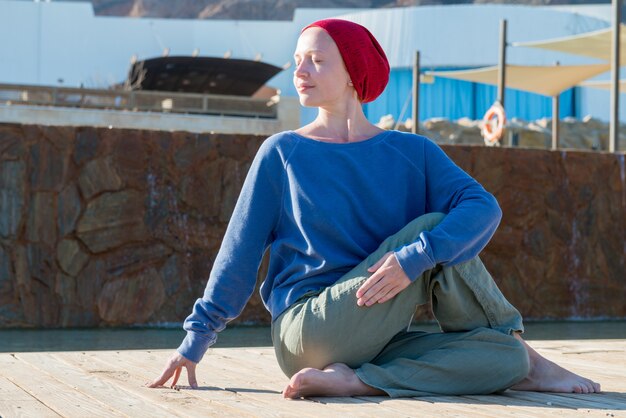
[147,351,198,389]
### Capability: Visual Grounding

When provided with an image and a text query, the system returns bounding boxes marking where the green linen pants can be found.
[271,212,530,398]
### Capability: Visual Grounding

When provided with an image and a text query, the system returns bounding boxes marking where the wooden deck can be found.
[1,339,625,417]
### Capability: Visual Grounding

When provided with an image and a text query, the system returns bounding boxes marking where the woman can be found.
[149,19,600,397]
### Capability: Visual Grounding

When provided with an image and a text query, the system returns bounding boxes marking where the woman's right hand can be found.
[147,351,198,389]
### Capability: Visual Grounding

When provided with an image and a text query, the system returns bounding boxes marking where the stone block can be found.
[173,132,216,170]
[25,244,56,290]
[55,272,76,304]
[41,126,75,153]
[159,253,189,297]
[144,175,172,230]
[57,239,90,277]
[78,156,123,199]
[153,212,225,253]
[102,242,172,277]
[216,134,256,160]
[0,246,12,294]
[167,249,215,297]
[219,159,246,223]
[76,259,104,310]
[110,130,149,190]
[58,184,82,237]
[10,243,60,326]
[180,159,222,217]
[74,128,99,166]
[97,267,166,324]
[13,245,29,289]
[0,301,24,327]
[19,279,61,327]
[26,192,57,246]
[0,160,25,238]
[59,304,96,327]
[29,138,68,191]
[76,190,150,253]
[0,125,27,160]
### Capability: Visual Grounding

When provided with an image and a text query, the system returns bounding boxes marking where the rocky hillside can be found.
[67,0,609,20]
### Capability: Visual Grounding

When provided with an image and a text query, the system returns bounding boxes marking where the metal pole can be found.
[412,50,420,135]
[552,96,560,150]
[552,62,560,150]
[497,20,507,108]
[498,20,508,146]
[610,0,621,152]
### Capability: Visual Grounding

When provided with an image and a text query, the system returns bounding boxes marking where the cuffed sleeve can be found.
[394,234,437,281]
[177,329,217,363]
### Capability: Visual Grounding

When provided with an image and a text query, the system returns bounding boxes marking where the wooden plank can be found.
[543,392,626,410]
[55,351,254,418]
[92,349,328,418]
[462,393,620,418]
[365,398,476,418]
[417,395,539,418]
[0,354,125,418]
[107,349,307,417]
[599,392,626,402]
[0,377,60,418]
[203,348,287,387]
[300,396,404,418]
[14,352,184,418]
[503,390,625,413]
[537,355,626,379]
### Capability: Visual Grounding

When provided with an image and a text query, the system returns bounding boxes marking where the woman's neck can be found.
[298,103,384,143]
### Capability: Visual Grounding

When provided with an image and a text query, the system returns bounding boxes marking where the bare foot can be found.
[511,334,601,393]
[282,363,386,399]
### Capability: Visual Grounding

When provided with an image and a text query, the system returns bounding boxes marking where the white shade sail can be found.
[511,24,626,64]
[426,64,610,97]
[579,79,626,92]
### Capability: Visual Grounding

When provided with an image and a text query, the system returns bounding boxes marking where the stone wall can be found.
[0,123,624,328]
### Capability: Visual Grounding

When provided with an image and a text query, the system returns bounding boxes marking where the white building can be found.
[0,0,621,124]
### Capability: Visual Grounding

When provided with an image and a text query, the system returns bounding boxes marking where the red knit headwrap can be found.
[302,19,390,103]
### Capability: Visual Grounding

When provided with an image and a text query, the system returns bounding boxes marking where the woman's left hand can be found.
[356,252,411,307]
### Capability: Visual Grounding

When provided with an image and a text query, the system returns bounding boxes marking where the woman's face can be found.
[293,27,354,108]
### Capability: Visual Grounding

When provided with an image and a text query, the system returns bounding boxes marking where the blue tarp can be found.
[364,68,576,124]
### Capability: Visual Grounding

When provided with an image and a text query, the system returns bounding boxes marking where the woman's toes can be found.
[282,385,294,398]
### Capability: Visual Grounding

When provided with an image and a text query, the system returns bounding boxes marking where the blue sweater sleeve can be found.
[394,138,502,280]
[177,138,284,363]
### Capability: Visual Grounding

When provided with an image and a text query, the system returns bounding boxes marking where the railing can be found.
[0,83,278,118]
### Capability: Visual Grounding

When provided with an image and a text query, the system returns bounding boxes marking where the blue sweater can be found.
[177,130,502,363]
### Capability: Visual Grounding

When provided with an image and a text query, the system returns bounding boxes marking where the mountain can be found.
[66,0,610,20]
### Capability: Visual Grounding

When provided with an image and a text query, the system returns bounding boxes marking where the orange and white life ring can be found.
[482,102,506,146]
